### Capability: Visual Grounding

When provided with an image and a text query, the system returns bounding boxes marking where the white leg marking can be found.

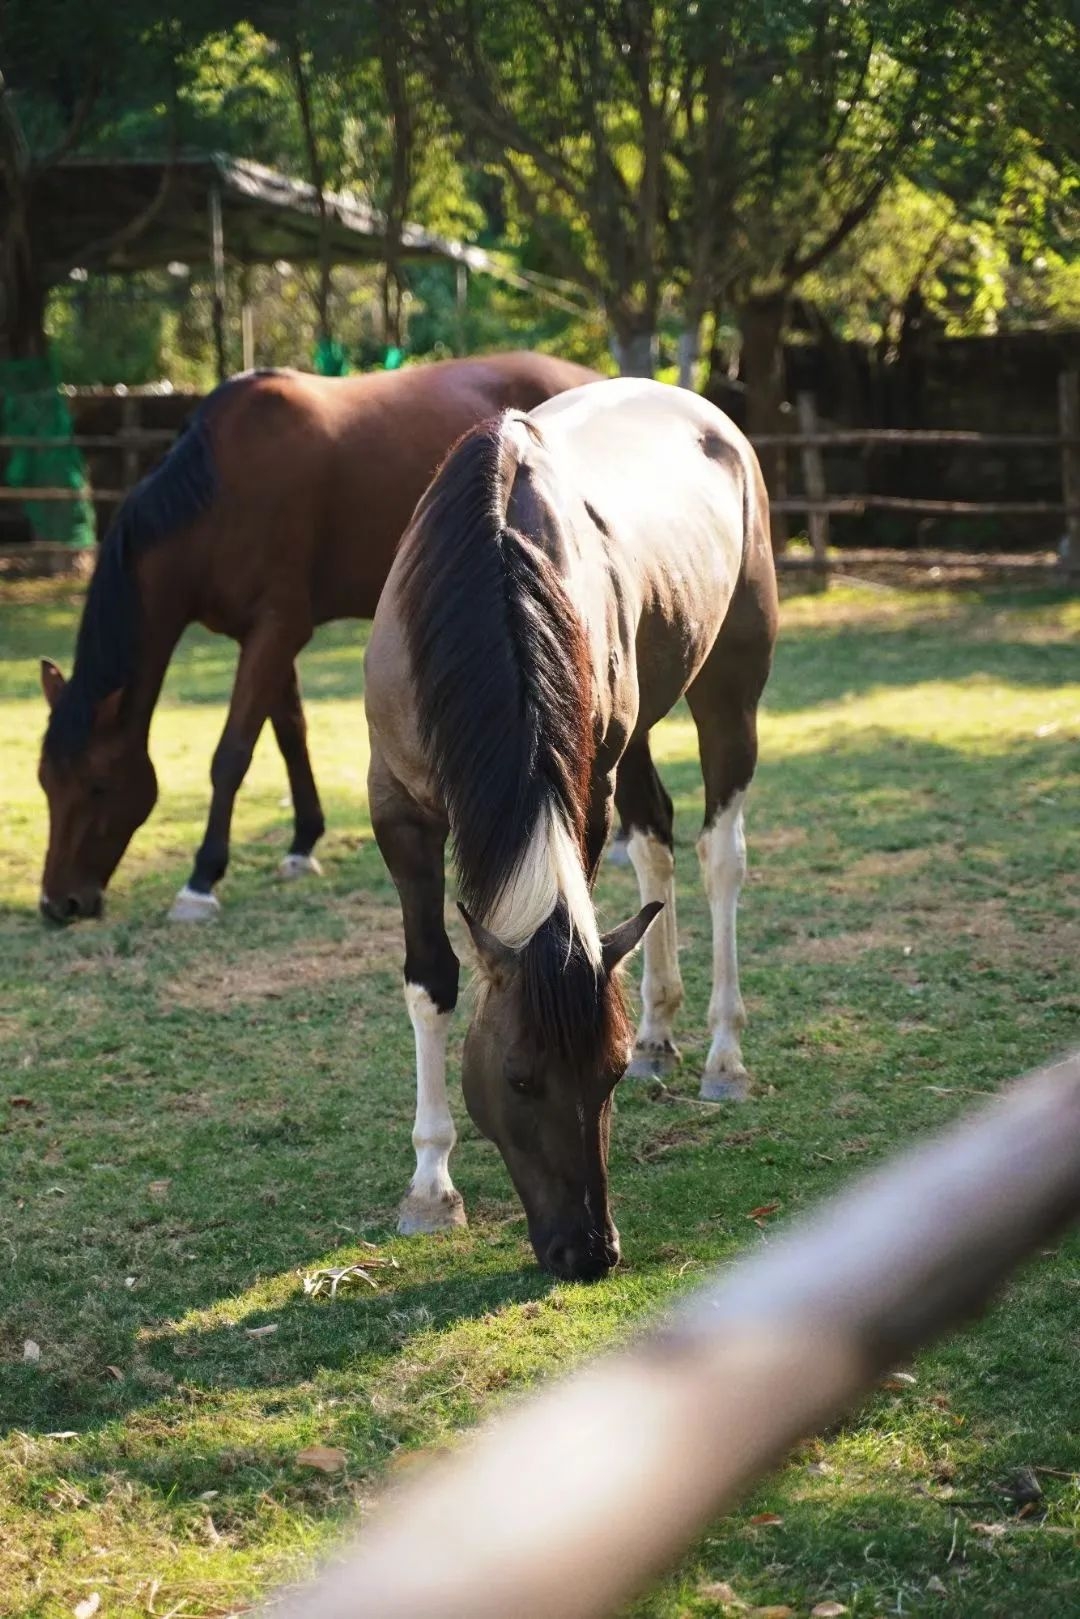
[697,790,749,1100]
[168,885,221,923]
[278,852,323,880]
[625,830,683,1071]
[398,984,466,1235]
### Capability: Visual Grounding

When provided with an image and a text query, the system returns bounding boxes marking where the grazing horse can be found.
[36,352,598,925]
[365,378,778,1281]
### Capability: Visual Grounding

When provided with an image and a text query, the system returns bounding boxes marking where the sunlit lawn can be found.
[0,579,1077,1618]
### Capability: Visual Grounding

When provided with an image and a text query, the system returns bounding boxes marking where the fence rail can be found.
[1,375,1078,583]
[268,1049,1080,1619]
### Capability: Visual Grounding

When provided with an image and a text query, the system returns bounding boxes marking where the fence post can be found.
[797,391,829,590]
[1059,370,1080,578]
[120,395,141,493]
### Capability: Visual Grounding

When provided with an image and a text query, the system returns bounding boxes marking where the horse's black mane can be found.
[399,413,623,1069]
[43,376,260,760]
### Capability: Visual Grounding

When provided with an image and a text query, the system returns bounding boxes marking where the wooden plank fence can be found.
[2,377,1079,584]
[268,1048,1080,1619]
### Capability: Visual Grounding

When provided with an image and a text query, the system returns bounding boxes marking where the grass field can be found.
[1,579,1078,1619]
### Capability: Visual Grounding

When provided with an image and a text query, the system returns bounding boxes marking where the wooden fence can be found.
[267,1048,1080,1619]
[2,377,1079,583]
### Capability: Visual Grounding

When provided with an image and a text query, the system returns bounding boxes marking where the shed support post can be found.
[1059,370,1080,579]
[797,391,829,591]
[209,181,227,384]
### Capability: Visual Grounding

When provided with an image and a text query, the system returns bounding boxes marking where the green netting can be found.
[0,355,95,547]
[313,337,349,376]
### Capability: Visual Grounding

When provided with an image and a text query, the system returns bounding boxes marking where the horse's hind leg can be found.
[686,606,772,1101]
[271,663,326,879]
[369,745,466,1234]
[614,737,684,1079]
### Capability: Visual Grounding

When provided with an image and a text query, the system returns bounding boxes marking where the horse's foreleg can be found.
[369,748,465,1235]
[271,663,326,879]
[170,620,302,921]
[614,738,684,1080]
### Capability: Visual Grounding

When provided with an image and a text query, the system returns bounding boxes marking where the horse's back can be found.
[528,378,776,728]
[199,355,599,625]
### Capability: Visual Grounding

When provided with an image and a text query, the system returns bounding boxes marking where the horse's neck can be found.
[124,554,193,741]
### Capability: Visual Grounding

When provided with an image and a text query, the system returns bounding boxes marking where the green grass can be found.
[1,579,1078,1618]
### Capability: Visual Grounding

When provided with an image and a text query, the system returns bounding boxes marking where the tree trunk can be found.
[0,192,49,361]
[610,311,657,378]
[677,318,702,390]
[738,294,790,553]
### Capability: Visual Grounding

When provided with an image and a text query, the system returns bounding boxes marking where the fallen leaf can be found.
[23,1339,41,1363]
[747,1512,783,1527]
[881,1370,917,1391]
[124,1277,136,1289]
[751,1607,794,1618]
[148,1179,171,1197]
[200,1489,219,1500]
[811,1604,848,1617]
[746,1203,781,1222]
[302,1256,399,1299]
[46,1430,79,1439]
[245,1323,279,1339]
[8,1095,33,1107]
[104,1365,124,1381]
[971,1521,1007,1538]
[73,1596,101,1619]
[295,1444,347,1473]
[925,1576,947,1595]
[697,1580,744,1607]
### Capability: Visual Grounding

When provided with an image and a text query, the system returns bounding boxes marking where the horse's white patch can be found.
[626,831,683,1051]
[696,791,748,1080]
[399,983,463,1230]
[486,802,600,962]
[278,852,323,880]
[168,885,221,923]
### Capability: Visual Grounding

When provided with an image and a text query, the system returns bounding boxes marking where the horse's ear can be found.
[458,904,519,982]
[95,689,125,730]
[601,901,663,975]
[40,658,66,710]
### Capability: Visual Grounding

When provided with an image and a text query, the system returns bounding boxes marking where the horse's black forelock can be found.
[519,902,630,1073]
[44,390,222,762]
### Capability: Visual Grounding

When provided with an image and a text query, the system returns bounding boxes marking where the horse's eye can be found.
[508,1068,538,1097]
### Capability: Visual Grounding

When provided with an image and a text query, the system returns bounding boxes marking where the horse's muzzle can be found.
[541,1228,621,1283]
[39,890,104,925]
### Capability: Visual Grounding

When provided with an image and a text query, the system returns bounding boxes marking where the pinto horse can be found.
[365,378,778,1281]
[37,352,598,925]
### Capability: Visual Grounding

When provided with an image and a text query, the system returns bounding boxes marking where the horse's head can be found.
[37,659,157,924]
[459,901,661,1282]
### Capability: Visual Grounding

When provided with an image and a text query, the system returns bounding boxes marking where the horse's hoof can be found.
[628,1041,679,1080]
[279,853,323,880]
[168,886,221,923]
[397,1189,467,1236]
[606,837,632,868]
[699,1066,750,1103]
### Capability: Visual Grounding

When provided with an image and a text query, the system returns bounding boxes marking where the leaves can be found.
[747,1512,783,1527]
[295,1444,347,1473]
[302,1255,400,1299]
[697,1581,743,1608]
[22,1339,40,1363]
[746,1202,781,1224]
[73,1596,100,1619]
[811,1604,848,1617]
[244,1323,279,1339]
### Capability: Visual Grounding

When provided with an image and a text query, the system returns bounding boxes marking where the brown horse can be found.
[365,378,778,1281]
[37,352,597,924]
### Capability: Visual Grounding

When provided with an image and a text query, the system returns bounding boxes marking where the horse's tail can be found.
[397,414,598,958]
[45,392,219,758]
